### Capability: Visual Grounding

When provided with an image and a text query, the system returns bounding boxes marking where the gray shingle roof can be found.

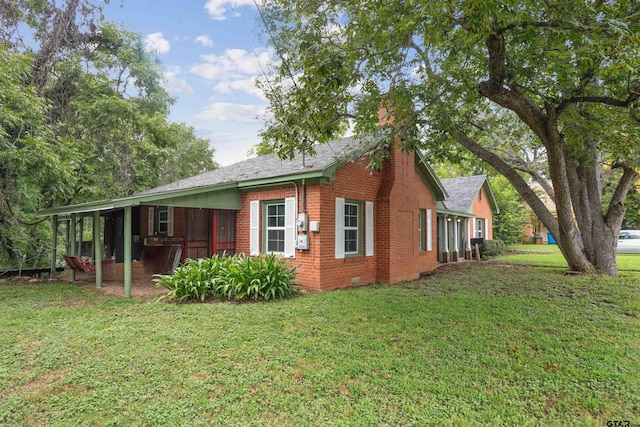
[138,136,372,196]
[440,175,487,213]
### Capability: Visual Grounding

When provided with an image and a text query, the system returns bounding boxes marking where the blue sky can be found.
[104,0,272,166]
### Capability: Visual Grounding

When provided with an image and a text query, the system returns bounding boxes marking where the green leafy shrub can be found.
[480,239,506,259]
[154,253,297,302]
[153,256,230,302]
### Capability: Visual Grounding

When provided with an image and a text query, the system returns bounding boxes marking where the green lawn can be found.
[502,244,640,271]
[1,262,639,425]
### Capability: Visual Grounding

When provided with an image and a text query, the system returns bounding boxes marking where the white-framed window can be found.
[344,202,360,255]
[249,198,296,258]
[265,202,286,253]
[476,218,484,238]
[147,206,173,236]
[336,198,372,259]
[158,207,169,234]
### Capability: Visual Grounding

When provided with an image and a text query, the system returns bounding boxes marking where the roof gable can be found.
[415,152,448,202]
[440,175,499,214]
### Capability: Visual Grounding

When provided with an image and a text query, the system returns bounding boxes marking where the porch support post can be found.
[452,217,459,262]
[69,213,77,281]
[50,215,58,278]
[442,215,449,263]
[124,206,132,298]
[78,217,84,255]
[465,218,472,259]
[93,211,102,288]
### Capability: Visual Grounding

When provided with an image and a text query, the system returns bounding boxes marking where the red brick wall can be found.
[314,160,382,290]
[376,141,438,284]
[471,187,494,240]
[236,143,439,290]
[235,174,380,290]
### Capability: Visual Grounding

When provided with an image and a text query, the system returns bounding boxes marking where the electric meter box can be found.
[297,213,308,232]
[297,234,309,250]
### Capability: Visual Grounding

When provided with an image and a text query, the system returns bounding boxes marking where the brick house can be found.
[436,175,499,261]
[39,137,497,296]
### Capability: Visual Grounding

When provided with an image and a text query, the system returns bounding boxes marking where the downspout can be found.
[301,179,306,214]
[124,206,132,298]
[94,211,102,288]
[70,213,77,281]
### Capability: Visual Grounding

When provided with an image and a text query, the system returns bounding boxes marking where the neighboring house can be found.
[436,175,499,261]
[521,182,556,244]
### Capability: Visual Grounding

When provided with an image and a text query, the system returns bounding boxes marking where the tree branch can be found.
[495,19,565,35]
[409,40,434,77]
[558,90,640,113]
[605,164,639,227]
[478,33,550,142]
[4,199,48,226]
[451,131,559,237]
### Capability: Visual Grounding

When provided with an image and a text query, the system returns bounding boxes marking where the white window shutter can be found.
[365,201,374,256]
[250,201,259,255]
[147,207,154,236]
[284,197,296,258]
[426,209,433,251]
[484,218,489,239]
[167,207,174,237]
[335,197,345,259]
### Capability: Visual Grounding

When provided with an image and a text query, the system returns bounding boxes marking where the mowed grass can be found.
[1,262,639,425]
[501,244,640,271]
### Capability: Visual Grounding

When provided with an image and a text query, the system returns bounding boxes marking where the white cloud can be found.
[196,102,266,123]
[191,48,273,80]
[144,32,170,54]
[195,34,213,47]
[204,0,259,21]
[199,128,260,166]
[162,67,194,95]
[214,77,265,99]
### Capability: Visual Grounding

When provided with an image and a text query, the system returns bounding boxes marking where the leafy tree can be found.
[623,183,640,229]
[491,176,528,245]
[0,46,60,267]
[258,0,640,275]
[150,124,219,187]
[248,140,275,157]
[0,1,217,268]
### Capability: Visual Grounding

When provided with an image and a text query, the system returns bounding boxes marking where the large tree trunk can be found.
[543,137,595,273]
[471,31,639,276]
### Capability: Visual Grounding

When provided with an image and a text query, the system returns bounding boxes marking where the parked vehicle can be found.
[617,230,640,254]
